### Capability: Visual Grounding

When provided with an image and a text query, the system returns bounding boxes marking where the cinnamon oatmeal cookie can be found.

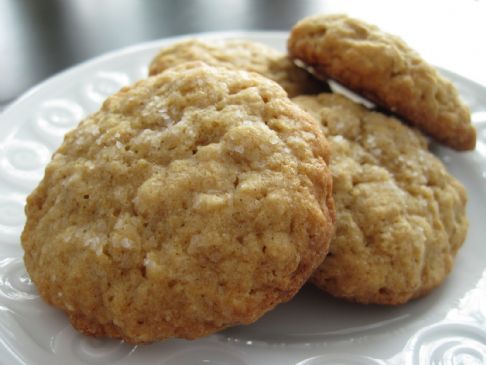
[22,62,335,343]
[293,93,468,305]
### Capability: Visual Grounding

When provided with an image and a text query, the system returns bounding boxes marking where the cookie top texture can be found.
[288,14,476,150]
[293,93,468,305]
[149,38,326,97]
[22,62,335,342]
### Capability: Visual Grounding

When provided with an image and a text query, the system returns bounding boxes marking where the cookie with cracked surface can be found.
[149,38,327,97]
[22,62,335,343]
[288,14,476,151]
[293,93,468,305]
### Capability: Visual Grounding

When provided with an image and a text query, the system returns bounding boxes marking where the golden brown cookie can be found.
[149,39,327,97]
[288,14,476,151]
[293,93,468,305]
[22,62,335,343]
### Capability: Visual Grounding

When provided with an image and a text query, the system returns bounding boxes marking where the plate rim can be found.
[1,31,289,119]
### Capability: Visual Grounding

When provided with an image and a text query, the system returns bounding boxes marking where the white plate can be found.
[0,31,485,365]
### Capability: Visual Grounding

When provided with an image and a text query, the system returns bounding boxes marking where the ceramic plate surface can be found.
[0,31,485,365]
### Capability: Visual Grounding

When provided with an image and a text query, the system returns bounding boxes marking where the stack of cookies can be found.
[21,14,474,343]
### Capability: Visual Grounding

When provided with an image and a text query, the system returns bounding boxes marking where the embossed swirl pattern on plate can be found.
[33,99,85,144]
[0,139,50,189]
[85,71,131,104]
[74,336,135,364]
[405,322,486,365]
[0,258,38,301]
[51,325,136,364]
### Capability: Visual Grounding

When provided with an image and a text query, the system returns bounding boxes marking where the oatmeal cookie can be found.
[22,62,335,343]
[288,14,476,151]
[149,39,327,97]
[293,93,468,305]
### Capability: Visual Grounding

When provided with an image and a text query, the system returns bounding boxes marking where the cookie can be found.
[288,14,476,151]
[293,93,468,305]
[22,62,335,343]
[149,39,327,97]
